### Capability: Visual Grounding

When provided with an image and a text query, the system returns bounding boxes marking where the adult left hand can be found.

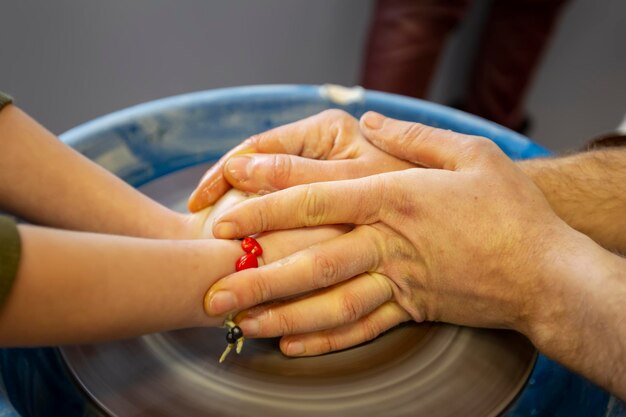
[202,112,580,357]
[187,109,415,212]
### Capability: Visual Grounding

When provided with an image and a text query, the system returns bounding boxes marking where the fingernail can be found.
[286,341,305,356]
[208,291,237,315]
[362,112,385,130]
[238,318,260,337]
[213,221,238,238]
[226,156,253,182]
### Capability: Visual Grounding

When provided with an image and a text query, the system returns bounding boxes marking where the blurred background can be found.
[2,0,625,152]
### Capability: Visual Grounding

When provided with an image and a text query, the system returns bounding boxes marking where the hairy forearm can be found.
[0,105,187,239]
[0,225,238,346]
[518,148,626,253]
[527,230,626,399]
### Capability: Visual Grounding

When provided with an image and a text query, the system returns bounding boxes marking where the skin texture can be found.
[0,220,342,345]
[0,104,345,345]
[0,105,191,240]
[518,151,626,253]
[199,112,626,399]
[188,109,626,254]
[187,109,415,212]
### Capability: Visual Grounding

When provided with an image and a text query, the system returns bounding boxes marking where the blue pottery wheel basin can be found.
[51,85,609,417]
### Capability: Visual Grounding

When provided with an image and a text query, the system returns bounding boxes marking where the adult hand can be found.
[187,109,415,212]
[203,112,580,357]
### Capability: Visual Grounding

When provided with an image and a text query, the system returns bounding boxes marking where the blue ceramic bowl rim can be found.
[60,84,550,158]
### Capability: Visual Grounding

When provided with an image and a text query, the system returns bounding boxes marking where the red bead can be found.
[241,237,263,256]
[236,253,258,271]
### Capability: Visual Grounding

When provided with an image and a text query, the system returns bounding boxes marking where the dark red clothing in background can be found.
[362,0,569,131]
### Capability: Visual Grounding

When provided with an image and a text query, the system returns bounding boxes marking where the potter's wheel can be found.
[60,165,536,417]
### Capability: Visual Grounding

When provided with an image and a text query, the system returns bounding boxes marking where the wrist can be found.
[516,158,567,221]
[184,238,241,327]
[188,236,270,327]
[180,190,252,240]
[180,208,213,239]
[155,209,212,240]
[516,157,582,229]
[522,226,616,356]
[522,229,626,396]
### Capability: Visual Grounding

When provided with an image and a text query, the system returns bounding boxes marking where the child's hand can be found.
[183,189,251,239]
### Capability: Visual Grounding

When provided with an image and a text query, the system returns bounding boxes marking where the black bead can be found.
[226,331,236,344]
[231,326,243,340]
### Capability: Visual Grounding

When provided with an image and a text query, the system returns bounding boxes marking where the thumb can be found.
[359,112,498,171]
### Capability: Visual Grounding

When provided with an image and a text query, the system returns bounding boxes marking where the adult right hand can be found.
[201,113,626,399]
[205,113,598,358]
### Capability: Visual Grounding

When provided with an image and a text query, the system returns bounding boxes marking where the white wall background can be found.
[2,0,625,152]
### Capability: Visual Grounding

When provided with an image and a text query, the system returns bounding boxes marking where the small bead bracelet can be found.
[219,237,263,363]
[236,236,263,271]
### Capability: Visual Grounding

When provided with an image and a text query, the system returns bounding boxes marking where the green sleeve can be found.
[0,216,21,307]
[0,92,19,306]
[0,91,13,109]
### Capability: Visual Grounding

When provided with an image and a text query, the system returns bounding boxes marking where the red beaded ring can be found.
[235,237,263,271]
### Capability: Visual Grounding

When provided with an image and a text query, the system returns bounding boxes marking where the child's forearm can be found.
[0,223,345,346]
[0,225,236,345]
[0,105,188,239]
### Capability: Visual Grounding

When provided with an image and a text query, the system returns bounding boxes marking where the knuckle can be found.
[464,137,497,157]
[401,122,431,147]
[319,333,340,354]
[276,312,297,335]
[361,316,383,341]
[249,199,272,232]
[270,155,293,188]
[340,292,365,324]
[373,273,394,299]
[364,176,391,223]
[326,110,356,157]
[367,177,387,219]
[312,252,340,288]
[386,237,415,262]
[362,230,386,271]
[300,184,327,225]
[397,123,435,159]
[251,274,273,305]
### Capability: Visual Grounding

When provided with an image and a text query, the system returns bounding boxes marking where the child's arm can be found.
[0,100,347,345]
[0,103,192,239]
[0,223,343,346]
